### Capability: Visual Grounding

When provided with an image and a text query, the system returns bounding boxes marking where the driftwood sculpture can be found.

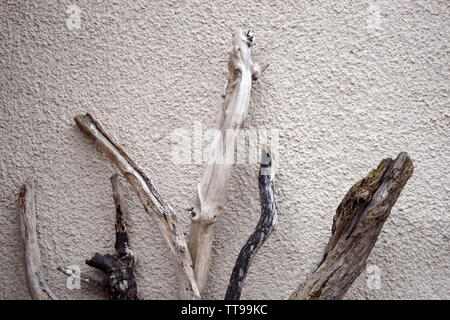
[16,28,414,300]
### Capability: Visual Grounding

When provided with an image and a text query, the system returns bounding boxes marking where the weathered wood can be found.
[225,149,278,300]
[110,174,132,258]
[74,114,200,299]
[58,174,140,299]
[189,28,268,293]
[290,152,414,300]
[18,180,57,300]
[85,251,139,300]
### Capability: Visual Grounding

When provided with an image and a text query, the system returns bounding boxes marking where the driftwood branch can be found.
[225,149,278,300]
[18,180,57,300]
[189,28,268,293]
[74,114,200,299]
[290,152,414,300]
[58,174,139,299]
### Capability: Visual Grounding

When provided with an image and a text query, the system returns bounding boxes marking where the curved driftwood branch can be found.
[290,152,414,300]
[18,180,57,300]
[75,114,200,299]
[225,149,278,300]
[189,28,268,293]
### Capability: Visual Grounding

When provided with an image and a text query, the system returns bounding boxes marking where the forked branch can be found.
[75,114,200,299]
[225,149,278,300]
[18,180,57,300]
[290,152,414,300]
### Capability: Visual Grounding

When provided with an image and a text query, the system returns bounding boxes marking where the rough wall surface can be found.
[0,0,448,300]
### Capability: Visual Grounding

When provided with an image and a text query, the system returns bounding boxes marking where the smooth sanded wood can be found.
[290,152,414,300]
[225,149,278,300]
[74,113,200,300]
[18,180,57,300]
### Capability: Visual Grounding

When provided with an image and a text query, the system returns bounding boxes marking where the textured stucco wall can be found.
[0,0,449,300]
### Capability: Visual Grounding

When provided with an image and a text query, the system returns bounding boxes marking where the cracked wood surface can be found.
[290,152,414,300]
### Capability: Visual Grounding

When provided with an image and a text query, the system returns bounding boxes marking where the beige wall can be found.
[1,0,448,299]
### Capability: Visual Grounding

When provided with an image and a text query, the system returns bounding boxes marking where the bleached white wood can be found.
[188,28,268,293]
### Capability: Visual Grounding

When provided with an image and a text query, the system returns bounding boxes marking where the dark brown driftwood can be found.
[290,152,414,300]
[225,149,278,300]
[59,174,140,299]
[74,113,199,299]
[18,180,57,300]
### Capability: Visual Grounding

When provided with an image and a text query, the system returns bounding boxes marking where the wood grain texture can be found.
[225,150,277,300]
[18,180,57,300]
[290,152,414,300]
[74,113,200,299]
[188,28,268,293]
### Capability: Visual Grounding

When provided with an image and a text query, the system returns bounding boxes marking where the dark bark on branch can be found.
[225,150,278,300]
[290,152,414,300]
[59,174,140,299]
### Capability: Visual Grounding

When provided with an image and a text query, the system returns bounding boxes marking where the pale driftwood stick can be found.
[58,175,140,299]
[225,149,278,300]
[75,114,200,299]
[290,152,414,300]
[189,28,268,293]
[18,180,57,300]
